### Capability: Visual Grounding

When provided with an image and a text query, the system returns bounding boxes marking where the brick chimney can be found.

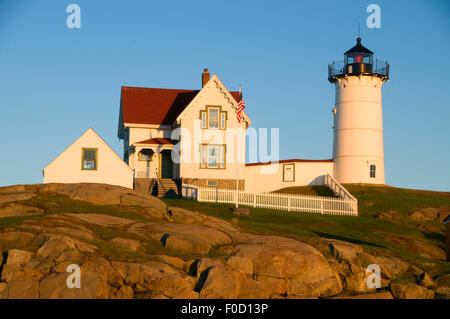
[202,68,210,87]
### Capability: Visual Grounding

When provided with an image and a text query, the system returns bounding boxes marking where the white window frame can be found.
[220,112,226,129]
[208,107,219,129]
[200,144,225,169]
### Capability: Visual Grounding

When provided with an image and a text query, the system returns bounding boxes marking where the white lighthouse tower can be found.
[328,38,389,184]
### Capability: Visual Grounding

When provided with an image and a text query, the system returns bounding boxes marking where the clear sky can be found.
[0,0,449,191]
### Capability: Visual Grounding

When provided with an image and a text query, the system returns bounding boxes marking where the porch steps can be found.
[156,179,180,198]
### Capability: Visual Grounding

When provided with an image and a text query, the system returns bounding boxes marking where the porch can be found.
[131,138,179,180]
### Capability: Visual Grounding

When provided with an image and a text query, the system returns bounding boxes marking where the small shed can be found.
[44,128,133,189]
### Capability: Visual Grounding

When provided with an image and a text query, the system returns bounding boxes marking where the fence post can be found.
[288,196,291,212]
[253,193,256,208]
[320,199,324,215]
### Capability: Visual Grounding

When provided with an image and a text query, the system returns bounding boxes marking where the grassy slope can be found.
[162,185,450,276]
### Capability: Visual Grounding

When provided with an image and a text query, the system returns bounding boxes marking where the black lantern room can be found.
[344,37,373,75]
[328,37,389,82]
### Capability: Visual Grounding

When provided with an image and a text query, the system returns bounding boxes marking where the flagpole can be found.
[235,84,243,208]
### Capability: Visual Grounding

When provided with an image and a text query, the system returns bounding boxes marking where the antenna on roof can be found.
[358,22,360,38]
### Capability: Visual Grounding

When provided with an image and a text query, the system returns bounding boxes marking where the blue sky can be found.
[0,0,449,191]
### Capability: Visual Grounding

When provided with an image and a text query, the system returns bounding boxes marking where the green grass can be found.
[162,185,450,276]
[274,185,337,197]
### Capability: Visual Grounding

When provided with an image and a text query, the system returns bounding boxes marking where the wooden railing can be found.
[322,174,356,201]
[181,184,358,216]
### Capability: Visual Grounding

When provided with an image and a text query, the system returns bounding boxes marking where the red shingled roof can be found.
[121,86,241,126]
[135,137,177,145]
[245,159,333,166]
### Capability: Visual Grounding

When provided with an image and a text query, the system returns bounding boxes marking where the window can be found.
[200,106,227,129]
[82,148,97,170]
[370,165,376,178]
[208,108,219,129]
[200,111,207,129]
[208,146,218,168]
[207,180,218,187]
[220,112,226,129]
[139,149,153,161]
[200,145,225,169]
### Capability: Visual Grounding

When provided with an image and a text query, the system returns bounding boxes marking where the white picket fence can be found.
[182,184,358,216]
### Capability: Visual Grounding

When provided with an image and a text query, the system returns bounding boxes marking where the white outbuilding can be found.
[43,128,133,189]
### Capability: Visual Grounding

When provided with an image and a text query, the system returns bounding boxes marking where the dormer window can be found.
[208,107,219,129]
[200,106,227,129]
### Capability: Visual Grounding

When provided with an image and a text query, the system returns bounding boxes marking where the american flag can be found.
[236,99,245,123]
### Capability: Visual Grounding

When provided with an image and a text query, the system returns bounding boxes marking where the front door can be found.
[160,150,173,179]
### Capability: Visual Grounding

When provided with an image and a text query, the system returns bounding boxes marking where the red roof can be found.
[135,137,177,145]
[121,86,241,126]
[245,159,333,166]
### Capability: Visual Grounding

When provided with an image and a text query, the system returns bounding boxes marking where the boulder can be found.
[232,208,250,216]
[0,193,35,205]
[54,227,96,241]
[197,264,243,299]
[376,255,410,279]
[65,213,137,228]
[39,183,126,205]
[327,239,363,264]
[0,203,44,218]
[110,262,142,285]
[168,207,204,224]
[6,249,34,265]
[194,258,223,279]
[8,275,40,299]
[36,236,76,259]
[109,237,140,252]
[163,233,211,255]
[39,268,109,299]
[331,260,378,294]
[151,255,185,270]
[0,185,27,194]
[417,272,436,289]
[138,262,196,298]
[435,287,450,299]
[120,193,166,212]
[226,256,254,275]
[0,283,8,298]
[0,231,35,250]
[435,274,450,288]
[129,222,232,255]
[374,210,397,222]
[390,282,434,299]
[237,276,285,299]
[384,236,446,260]
[233,237,343,298]
[435,274,450,299]
[410,207,450,223]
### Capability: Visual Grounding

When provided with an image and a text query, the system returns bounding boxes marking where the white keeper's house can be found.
[44,37,390,197]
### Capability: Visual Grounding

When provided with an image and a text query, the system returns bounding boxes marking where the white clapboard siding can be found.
[181,184,358,216]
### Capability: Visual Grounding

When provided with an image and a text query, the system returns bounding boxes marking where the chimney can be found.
[202,68,210,87]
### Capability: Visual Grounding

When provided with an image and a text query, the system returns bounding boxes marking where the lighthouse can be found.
[328,37,389,184]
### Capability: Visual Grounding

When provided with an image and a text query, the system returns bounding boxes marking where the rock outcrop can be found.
[0,183,447,299]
